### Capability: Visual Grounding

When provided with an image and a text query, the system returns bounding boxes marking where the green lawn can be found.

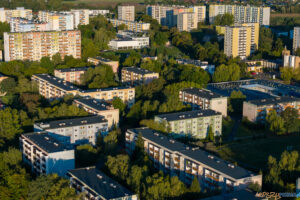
[217,135,300,171]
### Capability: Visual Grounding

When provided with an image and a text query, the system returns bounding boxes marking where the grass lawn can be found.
[217,135,300,171]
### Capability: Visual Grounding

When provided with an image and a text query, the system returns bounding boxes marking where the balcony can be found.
[206,174,219,182]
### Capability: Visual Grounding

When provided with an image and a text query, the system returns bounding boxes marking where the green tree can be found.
[112,97,126,115]
[189,176,201,194]
[212,64,240,82]
[280,107,299,133]
[266,110,285,135]
[76,144,98,167]
[214,13,234,26]
[228,90,246,114]
[207,126,215,142]
[0,78,17,94]
[103,130,119,154]
[153,31,168,46]
[0,108,22,145]
[106,154,130,181]
[28,174,80,200]
[280,67,293,83]
[123,51,142,67]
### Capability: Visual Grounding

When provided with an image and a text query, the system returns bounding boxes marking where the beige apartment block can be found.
[121,67,159,86]
[118,5,135,22]
[0,7,32,22]
[54,67,88,84]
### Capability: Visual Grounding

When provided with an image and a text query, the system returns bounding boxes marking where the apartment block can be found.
[38,11,74,31]
[146,5,175,25]
[87,56,119,73]
[89,10,110,16]
[245,59,280,73]
[80,86,135,107]
[54,67,88,84]
[34,116,108,146]
[10,17,49,32]
[242,23,259,53]
[243,96,300,123]
[20,132,75,177]
[4,30,81,62]
[73,98,119,129]
[209,5,270,26]
[70,9,89,28]
[293,27,300,52]
[179,88,228,116]
[176,59,215,75]
[68,167,138,200]
[224,26,252,59]
[177,12,196,32]
[118,5,135,21]
[0,7,32,22]
[126,127,262,191]
[283,55,300,69]
[154,110,222,139]
[109,18,150,32]
[121,67,159,85]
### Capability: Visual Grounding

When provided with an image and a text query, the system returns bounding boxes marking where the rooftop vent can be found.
[103,181,107,184]
[186,146,190,150]
[54,143,58,146]
[154,133,159,136]
[45,137,49,140]
[59,123,66,126]
[81,120,87,124]
[97,174,102,179]
[228,164,235,168]
[160,136,164,140]
[192,147,199,151]
[208,155,214,159]
[169,139,175,144]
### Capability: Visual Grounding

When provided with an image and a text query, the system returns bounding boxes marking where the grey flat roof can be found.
[32,74,80,92]
[123,67,156,75]
[54,67,89,73]
[74,98,112,111]
[129,128,256,180]
[81,86,133,93]
[23,132,73,153]
[68,167,135,199]
[156,109,221,121]
[248,96,300,106]
[35,115,107,130]
[94,56,116,62]
[181,88,224,99]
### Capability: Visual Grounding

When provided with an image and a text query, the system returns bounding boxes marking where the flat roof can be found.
[123,67,156,75]
[74,98,113,111]
[32,74,80,92]
[129,128,256,180]
[248,96,300,106]
[82,86,133,93]
[93,56,116,62]
[156,109,221,121]
[181,88,224,99]
[35,115,107,130]
[22,132,73,153]
[54,67,89,73]
[68,167,135,199]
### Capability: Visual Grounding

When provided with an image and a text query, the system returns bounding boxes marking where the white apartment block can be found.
[0,7,32,22]
[126,128,262,192]
[34,116,108,146]
[70,9,89,28]
[109,18,150,32]
[146,5,181,25]
[38,11,74,31]
[293,27,300,52]
[4,30,81,62]
[89,10,110,16]
[118,5,135,21]
[154,110,222,139]
[209,5,270,26]
[20,132,75,177]
[177,12,196,32]
[109,32,149,50]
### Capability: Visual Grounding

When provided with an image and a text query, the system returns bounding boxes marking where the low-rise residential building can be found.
[20,132,75,176]
[34,116,108,146]
[243,96,300,123]
[121,67,159,85]
[109,18,150,32]
[176,59,215,75]
[32,74,80,99]
[87,57,119,73]
[179,88,228,116]
[80,86,135,107]
[126,127,262,191]
[109,31,149,50]
[68,167,138,200]
[73,98,119,129]
[54,67,88,84]
[154,110,222,139]
[244,59,280,73]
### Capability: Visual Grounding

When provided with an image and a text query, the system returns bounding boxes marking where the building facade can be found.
[243,96,300,123]
[209,5,270,26]
[73,98,119,129]
[87,57,119,73]
[89,10,110,16]
[38,11,74,31]
[126,128,262,191]
[20,132,74,177]
[54,67,88,84]
[68,167,138,200]
[118,5,135,21]
[283,54,300,69]
[245,59,280,73]
[224,26,252,59]
[154,110,222,139]
[34,116,108,146]
[177,12,196,32]
[179,88,228,116]
[0,7,32,22]
[10,17,49,32]
[4,30,81,62]
[70,9,89,28]
[121,67,159,85]
[109,18,150,32]
[293,27,300,52]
